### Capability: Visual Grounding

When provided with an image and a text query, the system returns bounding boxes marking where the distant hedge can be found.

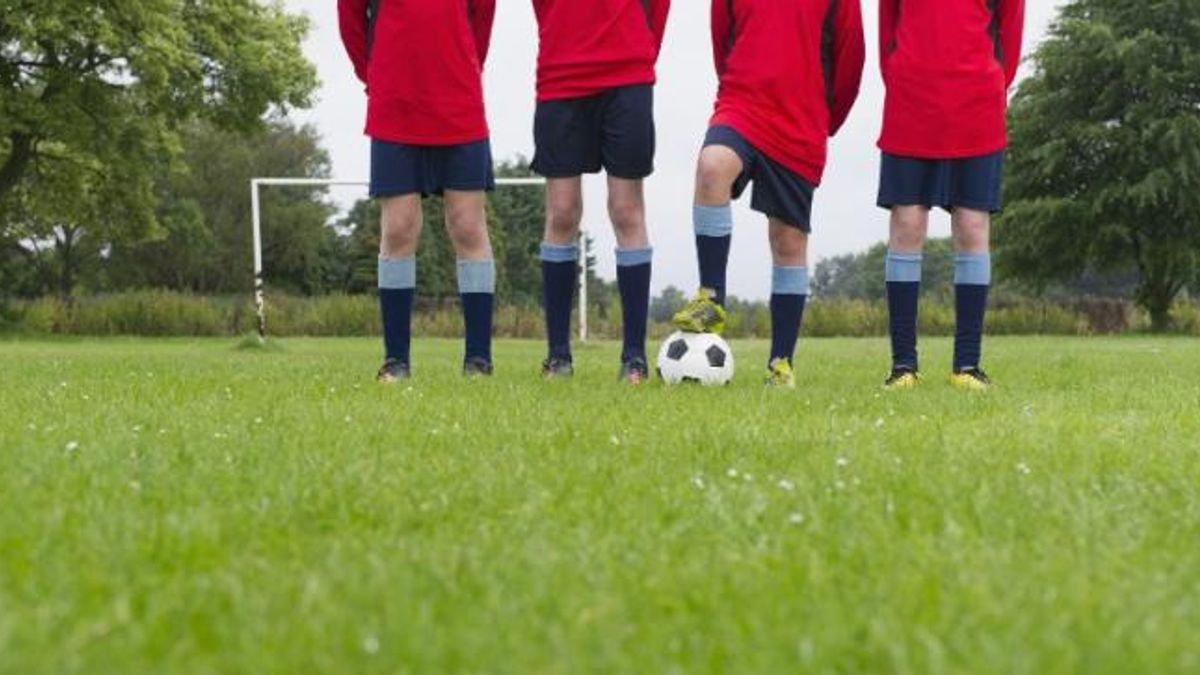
[2,290,1197,339]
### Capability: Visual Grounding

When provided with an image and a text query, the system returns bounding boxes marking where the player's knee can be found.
[953,210,991,252]
[545,202,582,241]
[889,208,927,251]
[443,207,488,255]
[608,196,645,236]
[695,153,736,202]
[380,211,420,257]
[770,228,808,265]
[447,222,489,255]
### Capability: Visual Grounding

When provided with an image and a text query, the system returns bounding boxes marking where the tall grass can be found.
[3,290,1197,338]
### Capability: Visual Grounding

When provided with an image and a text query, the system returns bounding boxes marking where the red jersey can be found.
[338,0,496,145]
[878,0,1025,159]
[532,0,671,102]
[710,0,865,186]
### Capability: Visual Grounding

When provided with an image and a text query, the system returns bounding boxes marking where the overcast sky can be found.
[287,1,1065,299]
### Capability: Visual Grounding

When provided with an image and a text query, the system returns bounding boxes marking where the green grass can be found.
[2,337,1198,674]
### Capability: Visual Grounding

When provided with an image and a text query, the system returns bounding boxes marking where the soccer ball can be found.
[656,331,735,386]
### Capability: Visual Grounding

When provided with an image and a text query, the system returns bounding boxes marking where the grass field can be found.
[1,336,1198,674]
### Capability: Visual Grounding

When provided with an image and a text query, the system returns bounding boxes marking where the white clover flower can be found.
[362,635,380,655]
[788,512,805,525]
[726,467,739,478]
[1017,462,1031,475]
[835,456,850,468]
[64,441,79,452]
[777,479,795,492]
[691,476,706,490]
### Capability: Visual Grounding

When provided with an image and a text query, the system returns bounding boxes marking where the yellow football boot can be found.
[672,287,728,335]
[766,358,796,389]
[883,368,921,390]
[950,368,992,392]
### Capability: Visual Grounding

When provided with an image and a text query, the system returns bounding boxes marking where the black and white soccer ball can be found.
[656,331,735,386]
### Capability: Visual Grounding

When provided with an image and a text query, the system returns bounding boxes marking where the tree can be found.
[106,119,336,295]
[492,159,545,307]
[1,0,316,295]
[997,0,1200,330]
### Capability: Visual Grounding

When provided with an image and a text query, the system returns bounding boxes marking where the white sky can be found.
[287,1,1065,299]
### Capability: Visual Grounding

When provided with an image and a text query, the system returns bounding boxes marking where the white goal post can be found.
[250,177,590,343]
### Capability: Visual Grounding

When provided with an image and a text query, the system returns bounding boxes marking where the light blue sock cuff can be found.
[457,259,495,294]
[885,252,923,283]
[694,204,733,238]
[772,266,810,296]
[616,247,653,267]
[955,253,992,286]
[378,256,416,290]
[540,242,579,263]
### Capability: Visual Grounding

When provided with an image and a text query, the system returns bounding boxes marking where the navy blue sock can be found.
[379,289,413,363]
[378,257,416,364]
[885,252,922,371]
[694,205,733,305]
[770,266,809,365]
[616,248,653,362]
[540,243,578,361]
[954,253,992,372]
[457,260,495,363]
[460,293,494,362]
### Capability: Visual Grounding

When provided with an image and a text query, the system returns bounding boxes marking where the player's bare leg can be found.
[884,205,930,389]
[949,207,993,390]
[376,194,422,383]
[445,189,496,377]
[674,146,744,334]
[609,176,653,383]
[539,177,583,379]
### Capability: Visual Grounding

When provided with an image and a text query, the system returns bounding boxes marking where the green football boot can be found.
[765,358,796,388]
[673,287,727,335]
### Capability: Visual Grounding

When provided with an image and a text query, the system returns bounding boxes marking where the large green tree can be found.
[997,0,1200,330]
[106,119,336,295]
[0,0,316,295]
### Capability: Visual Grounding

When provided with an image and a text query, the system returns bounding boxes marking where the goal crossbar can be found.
[250,177,589,344]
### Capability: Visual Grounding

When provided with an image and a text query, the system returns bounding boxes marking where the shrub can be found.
[3,291,1195,339]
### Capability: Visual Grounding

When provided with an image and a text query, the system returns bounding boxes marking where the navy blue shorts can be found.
[703,126,815,232]
[369,138,495,198]
[532,85,655,180]
[877,151,1005,213]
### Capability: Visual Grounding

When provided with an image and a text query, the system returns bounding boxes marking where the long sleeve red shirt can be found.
[338,0,496,145]
[878,0,1025,159]
[532,0,671,102]
[710,0,865,187]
